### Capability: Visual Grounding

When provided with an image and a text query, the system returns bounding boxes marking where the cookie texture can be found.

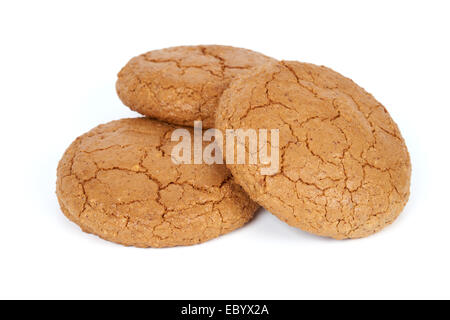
[56,118,258,247]
[116,45,276,128]
[216,61,411,239]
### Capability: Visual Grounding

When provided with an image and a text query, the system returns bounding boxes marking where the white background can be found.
[1,0,449,300]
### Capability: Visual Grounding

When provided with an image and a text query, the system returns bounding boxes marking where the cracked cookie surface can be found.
[56,118,258,247]
[216,61,411,239]
[116,45,276,128]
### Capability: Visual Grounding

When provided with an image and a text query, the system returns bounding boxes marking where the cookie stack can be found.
[56,45,411,247]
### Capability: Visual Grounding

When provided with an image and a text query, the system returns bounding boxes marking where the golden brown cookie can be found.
[116,45,276,128]
[56,118,258,247]
[216,61,411,239]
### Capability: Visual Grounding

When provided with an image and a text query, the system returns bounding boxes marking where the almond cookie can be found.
[216,61,411,239]
[116,45,276,128]
[56,118,258,247]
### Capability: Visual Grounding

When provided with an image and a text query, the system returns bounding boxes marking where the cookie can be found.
[216,61,411,239]
[56,118,258,247]
[116,45,276,128]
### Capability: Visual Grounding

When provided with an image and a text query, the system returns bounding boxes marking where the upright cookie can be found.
[56,118,258,247]
[216,61,411,239]
[116,45,276,128]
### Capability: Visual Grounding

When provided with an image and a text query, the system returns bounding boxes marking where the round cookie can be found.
[56,118,258,247]
[216,61,411,239]
[116,45,276,128]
